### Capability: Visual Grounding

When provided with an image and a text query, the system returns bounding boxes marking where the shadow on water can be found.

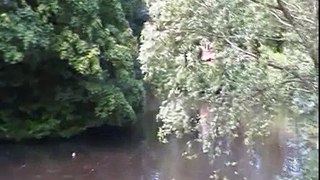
[0,92,309,180]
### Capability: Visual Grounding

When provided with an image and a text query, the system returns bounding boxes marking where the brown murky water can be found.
[0,123,305,180]
[0,93,307,180]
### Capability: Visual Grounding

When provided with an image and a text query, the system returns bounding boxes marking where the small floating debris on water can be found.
[34,174,42,178]
[72,152,76,159]
[63,174,73,179]
[225,161,237,167]
[47,169,58,173]
[150,171,160,180]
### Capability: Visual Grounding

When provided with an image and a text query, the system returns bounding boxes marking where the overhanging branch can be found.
[250,0,281,10]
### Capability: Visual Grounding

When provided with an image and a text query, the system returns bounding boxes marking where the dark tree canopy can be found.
[0,0,144,140]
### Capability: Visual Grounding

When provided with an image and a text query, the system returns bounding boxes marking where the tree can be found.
[0,0,144,140]
[139,0,318,178]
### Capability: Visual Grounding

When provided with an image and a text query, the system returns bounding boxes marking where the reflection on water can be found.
[278,138,308,180]
[0,138,205,180]
[0,92,309,180]
[0,131,306,180]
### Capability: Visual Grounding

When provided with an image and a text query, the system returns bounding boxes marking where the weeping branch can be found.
[249,0,318,71]
[222,35,316,93]
[266,61,317,92]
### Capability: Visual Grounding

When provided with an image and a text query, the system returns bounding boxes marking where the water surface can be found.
[0,131,305,180]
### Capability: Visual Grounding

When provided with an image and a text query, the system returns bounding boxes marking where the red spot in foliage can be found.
[200,47,215,62]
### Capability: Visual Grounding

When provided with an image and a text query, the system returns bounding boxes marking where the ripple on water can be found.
[278,138,308,180]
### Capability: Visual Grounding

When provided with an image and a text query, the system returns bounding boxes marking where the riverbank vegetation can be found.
[0,0,318,179]
[0,0,145,140]
[139,0,318,179]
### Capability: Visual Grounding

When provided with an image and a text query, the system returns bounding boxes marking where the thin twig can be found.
[224,38,258,59]
[267,61,317,92]
[250,0,281,10]
[270,10,293,27]
[250,79,303,99]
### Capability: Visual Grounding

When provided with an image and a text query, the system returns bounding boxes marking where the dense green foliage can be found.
[139,0,318,178]
[0,0,144,140]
